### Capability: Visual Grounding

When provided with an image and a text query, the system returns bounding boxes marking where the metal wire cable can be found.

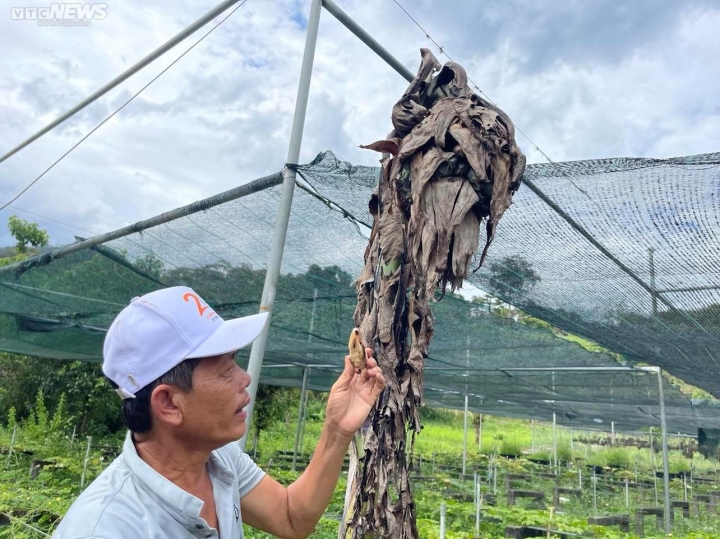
[386,0,713,339]
[0,0,251,212]
[389,0,591,199]
[7,204,99,235]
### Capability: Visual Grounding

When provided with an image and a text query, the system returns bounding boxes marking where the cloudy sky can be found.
[0,0,719,248]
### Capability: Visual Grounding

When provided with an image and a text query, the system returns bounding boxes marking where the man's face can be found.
[175,351,251,449]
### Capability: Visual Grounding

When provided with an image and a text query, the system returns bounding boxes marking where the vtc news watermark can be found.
[11,3,108,26]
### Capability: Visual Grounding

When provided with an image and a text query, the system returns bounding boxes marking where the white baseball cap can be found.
[102,286,269,399]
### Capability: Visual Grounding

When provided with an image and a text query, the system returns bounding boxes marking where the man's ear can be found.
[150,384,184,427]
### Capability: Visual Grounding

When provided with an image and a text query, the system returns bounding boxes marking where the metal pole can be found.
[656,367,671,533]
[473,470,477,506]
[0,0,246,164]
[5,424,17,469]
[592,469,597,516]
[298,382,309,452]
[531,419,535,452]
[0,171,283,275]
[478,413,483,453]
[80,436,92,488]
[475,484,481,534]
[553,413,558,473]
[439,502,446,539]
[239,0,322,450]
[321,0,414,83]
[292,366,309,470]
[493,462,497,495]
[299,290,317,452]
[625,478,629,511]
[611,421,615,445]
[654,474,658,505]
[463,394,469,476]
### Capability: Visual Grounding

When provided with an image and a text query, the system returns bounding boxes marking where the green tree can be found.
[7,215,49,254]
[487,255,540,305]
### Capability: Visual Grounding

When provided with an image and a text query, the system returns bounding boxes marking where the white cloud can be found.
[0,0,718,249]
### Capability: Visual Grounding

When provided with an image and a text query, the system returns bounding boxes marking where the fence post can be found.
[592,469,597,516]
[5,424,17,469]
[475,486,482,535]
[439,502,446,539]
[80,436,93,488]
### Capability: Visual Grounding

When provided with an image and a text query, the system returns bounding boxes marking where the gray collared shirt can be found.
[51,432,266,539]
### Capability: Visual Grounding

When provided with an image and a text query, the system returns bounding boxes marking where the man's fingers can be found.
[336,355,354,385]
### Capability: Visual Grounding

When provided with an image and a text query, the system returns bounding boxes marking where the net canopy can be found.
[1,151,719,435]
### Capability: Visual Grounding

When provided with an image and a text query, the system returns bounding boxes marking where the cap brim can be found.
[186,312,269,359]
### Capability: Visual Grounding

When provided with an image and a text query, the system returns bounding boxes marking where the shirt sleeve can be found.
[215,442,266,498]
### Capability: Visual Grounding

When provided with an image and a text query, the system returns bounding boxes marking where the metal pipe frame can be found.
[239,0,323,450]
[321,0,414,83]
[462,394,469,476]
[292,366,310,470]
[655,366,672,533]
[0,0,246,164]
[0,171,283,275]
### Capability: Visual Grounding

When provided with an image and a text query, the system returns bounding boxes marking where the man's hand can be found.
[325,348,386,437]
[242,348,385,538]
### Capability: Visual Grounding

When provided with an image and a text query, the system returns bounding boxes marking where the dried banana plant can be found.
[344,49,525,539]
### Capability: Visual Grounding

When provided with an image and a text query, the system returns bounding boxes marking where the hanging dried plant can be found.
[342,49,525,539]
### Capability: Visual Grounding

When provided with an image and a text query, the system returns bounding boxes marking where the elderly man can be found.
[52,286,385,539]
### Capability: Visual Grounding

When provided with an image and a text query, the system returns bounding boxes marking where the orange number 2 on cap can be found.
[183,292,209,317]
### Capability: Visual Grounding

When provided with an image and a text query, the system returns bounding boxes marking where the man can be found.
[52,286,385,539]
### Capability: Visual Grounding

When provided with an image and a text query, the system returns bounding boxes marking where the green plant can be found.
[7,215,49,254]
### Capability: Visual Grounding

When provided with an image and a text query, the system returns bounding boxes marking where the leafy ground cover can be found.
[2,401,720,538]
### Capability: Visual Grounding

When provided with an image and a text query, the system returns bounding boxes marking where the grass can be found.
[2,405,720,538]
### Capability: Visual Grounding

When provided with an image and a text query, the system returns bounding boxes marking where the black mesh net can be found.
[1,150,719,434]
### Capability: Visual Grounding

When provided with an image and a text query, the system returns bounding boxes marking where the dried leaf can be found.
[349,48,524,539]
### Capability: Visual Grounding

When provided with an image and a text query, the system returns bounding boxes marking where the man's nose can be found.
[238,367,251,390]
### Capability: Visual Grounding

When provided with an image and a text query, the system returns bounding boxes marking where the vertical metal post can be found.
[625,479,629,511]
[473,471,478,507]
[298,384,310,452]
[493,462,497,494]
[611,421,615,445]
[299,293,316,452]
[592,469,597,516]
[80,436,93,488]
[478,413,483,453]
[5,424,17,469]
[656,367,671,533]
[654,474,658,505]
[475,484,481,534]
[531,419,535,452]
[462,394,469,476]
[552,413,558,473]
[578,467,582,490]
[292,366,309,470]
[239,0,323,450]
[439,502,446,539]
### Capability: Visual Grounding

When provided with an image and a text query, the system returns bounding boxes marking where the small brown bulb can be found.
[348,328,366,371]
